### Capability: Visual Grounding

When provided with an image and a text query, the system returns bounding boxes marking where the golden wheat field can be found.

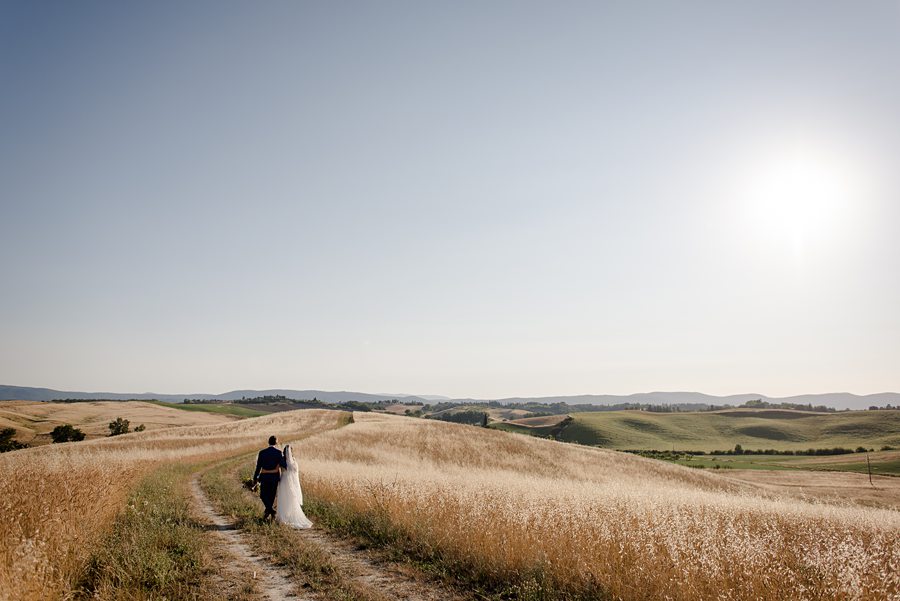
[2,408,898,601]
[0,409,342,601]
[0,400,238,445]
[295,412,900,601]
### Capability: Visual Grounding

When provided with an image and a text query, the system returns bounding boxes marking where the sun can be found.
[740,141,863,253]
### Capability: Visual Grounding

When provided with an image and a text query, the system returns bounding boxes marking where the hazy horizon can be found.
[2,2,898,399]
[4,382,899,403]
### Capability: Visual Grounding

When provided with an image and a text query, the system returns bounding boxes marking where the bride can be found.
[275,444,313,528]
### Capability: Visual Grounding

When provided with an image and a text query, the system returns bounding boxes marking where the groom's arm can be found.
[279,451,287,469]
[253,451,263,482]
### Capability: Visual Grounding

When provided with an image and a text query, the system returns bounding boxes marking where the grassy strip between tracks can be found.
[74,463,260,601]
[200,456,386,601]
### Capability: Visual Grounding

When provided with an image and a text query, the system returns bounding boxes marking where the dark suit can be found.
[254,445,286,519]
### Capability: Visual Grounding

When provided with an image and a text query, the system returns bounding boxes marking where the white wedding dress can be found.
[276,445,313,528]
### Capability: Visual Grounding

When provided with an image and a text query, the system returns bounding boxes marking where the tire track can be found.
[291,526,471,601]
[190,476,310,601]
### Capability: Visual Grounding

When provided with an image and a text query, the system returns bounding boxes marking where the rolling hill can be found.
[0,400,241,445]
[2,408,898,600]
[3,384,899,410]
[0,384,432,404]
[495,408,900,452]
[453,391,900,411]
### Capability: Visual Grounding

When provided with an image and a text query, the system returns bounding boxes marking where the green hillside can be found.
[503,409,900,452]
[147,400,266,418]
[667,450,900,475]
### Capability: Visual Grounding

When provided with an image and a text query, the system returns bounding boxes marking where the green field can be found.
[147,400,267,418]
[493,409,900,453]
[667,451,900,476]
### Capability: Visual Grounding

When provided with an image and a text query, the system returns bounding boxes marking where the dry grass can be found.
[200,455,385,601]
[0,409,343,601]
[719,469,900,511]
[75,464,254,601]
[381,403,424,415]
[294,413,900,601]
[790,449,900,466]
[0,400,240,445]
[485,407,533,421]
[505,414,570,428]
[4,408,897,601]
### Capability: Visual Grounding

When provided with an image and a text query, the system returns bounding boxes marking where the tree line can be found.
[625,443,894,459]
[184,395,376,412]
[0,417,146,451]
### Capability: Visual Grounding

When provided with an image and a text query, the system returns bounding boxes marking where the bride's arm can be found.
[253,450,263,482]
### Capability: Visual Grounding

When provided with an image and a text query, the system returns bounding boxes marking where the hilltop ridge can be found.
[1,384,898,411]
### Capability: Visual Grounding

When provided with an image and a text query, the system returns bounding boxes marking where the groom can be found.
[253,435,287,520]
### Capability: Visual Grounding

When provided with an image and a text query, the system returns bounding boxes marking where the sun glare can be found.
[742,144,860,250]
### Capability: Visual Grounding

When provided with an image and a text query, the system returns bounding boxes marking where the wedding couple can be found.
[252,435,313,528]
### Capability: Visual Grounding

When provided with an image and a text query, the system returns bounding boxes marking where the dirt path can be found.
[292,526,470,601]
[191,465,470,601]
[190,477,309,601]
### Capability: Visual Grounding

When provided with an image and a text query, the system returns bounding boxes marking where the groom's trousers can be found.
[258,473,279,518]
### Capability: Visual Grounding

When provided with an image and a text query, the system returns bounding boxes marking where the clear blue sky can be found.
[1,1,898,398]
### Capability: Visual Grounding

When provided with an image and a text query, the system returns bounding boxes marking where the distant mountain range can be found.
[0,385,426,405]
[1,385,897,411]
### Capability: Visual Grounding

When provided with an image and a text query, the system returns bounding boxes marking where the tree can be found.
[734,444,744,455]
[0,428,28,452]
[108,417,131,436]
[134,424,146,432]
[51,424,86,443]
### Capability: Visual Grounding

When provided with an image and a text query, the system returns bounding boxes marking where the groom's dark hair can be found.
[268,435,277,445]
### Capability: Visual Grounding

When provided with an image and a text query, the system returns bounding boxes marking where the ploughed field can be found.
[1,409,897,601]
